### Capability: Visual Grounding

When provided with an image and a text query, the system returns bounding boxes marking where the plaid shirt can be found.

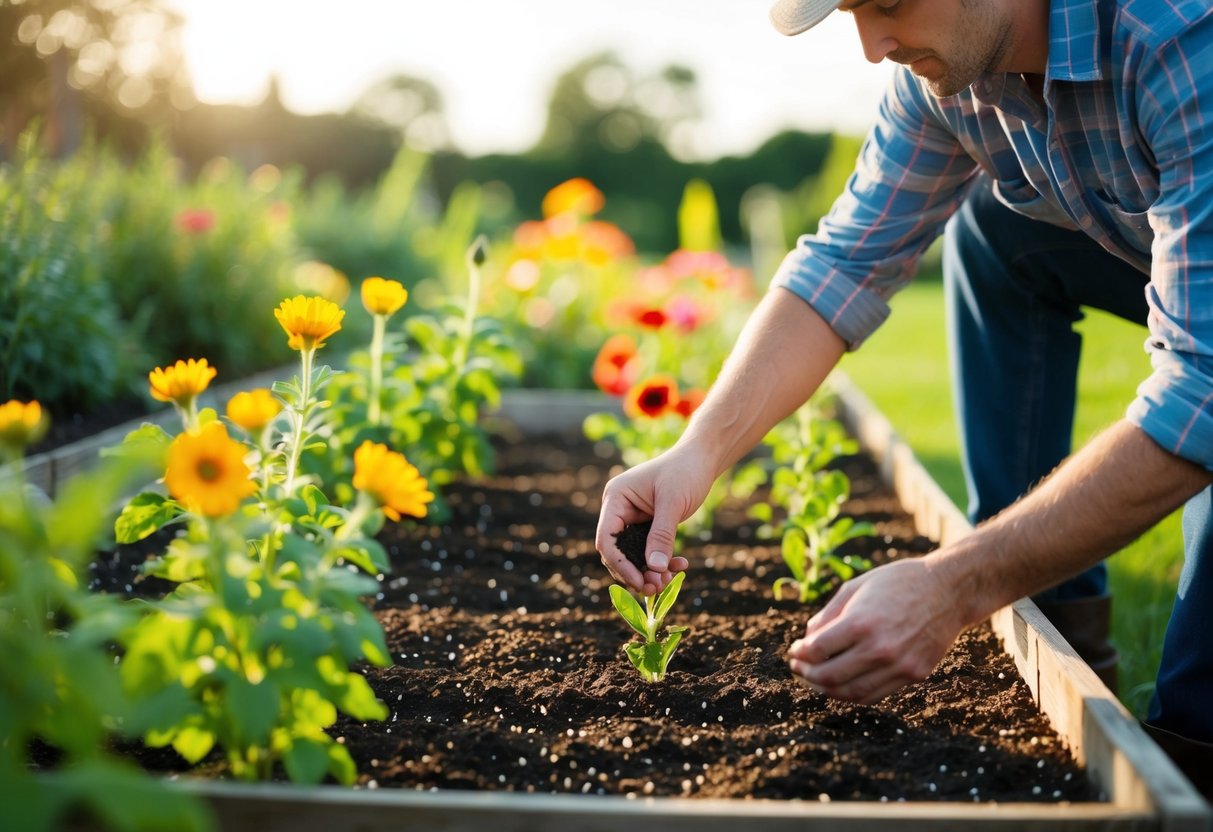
[773,0,1213,469]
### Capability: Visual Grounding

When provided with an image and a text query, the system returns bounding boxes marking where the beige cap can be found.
[769,0,843,36]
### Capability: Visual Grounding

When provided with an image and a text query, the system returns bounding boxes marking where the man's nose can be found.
[853,16,899,64]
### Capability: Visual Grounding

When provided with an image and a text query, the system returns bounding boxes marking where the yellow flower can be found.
[225,389,281,433]
[0,399,48,450]
[360,276,408,317]
[165,422,257,517]
[353,440,434,521]
[149,358,217,407]
[274,295,345,351]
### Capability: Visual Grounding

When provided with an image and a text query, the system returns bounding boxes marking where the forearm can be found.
[936,420,1213,624]
[675,287,846,477]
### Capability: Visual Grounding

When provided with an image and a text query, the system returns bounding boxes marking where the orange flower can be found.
[674,388,706,419]
[225,389,281,433]
[592,334,641,397]
[165,422,256,517]
[624,375,681,420]
[274,295,345,351]
[353,441,434,521]
[512,221,549,259]
[149,358,217,408]
[628,302,669,331]
[542,177,605,219]
[579,221,635,266]
[360,276,408,317]
[0,399,47,451]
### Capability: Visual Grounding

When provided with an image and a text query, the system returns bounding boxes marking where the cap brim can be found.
[768,0,842,36]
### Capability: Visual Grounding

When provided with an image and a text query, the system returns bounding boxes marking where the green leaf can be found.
[652,571,685,625]
[773,577,800,601]
[283,737,330,785]
[658,626,687,675]
[780,529,808,580]
[226,678,279,745]
[336,672,387,721]
[747,502,773,523]
[114,492,181,543]
[326,742,358,785]
[582,412,623,442]
[172,726,216,763]
[609,584,650,639]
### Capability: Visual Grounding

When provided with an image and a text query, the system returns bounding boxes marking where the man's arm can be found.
[788,419,1213,704]
[595,287,846,593]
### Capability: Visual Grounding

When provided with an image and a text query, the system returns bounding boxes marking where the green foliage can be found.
[0,452,212,832]
[111,342,399,785]
[609,572,689,683]
[0,131,136,410]
[309,244,521,517]
[98,140,301,375]
[747,405,875,604]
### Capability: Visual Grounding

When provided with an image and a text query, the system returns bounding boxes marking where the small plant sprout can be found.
[772,470,876,604]
[609,572,690,683]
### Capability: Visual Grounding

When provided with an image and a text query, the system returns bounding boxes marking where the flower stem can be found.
[368,314,386,425]
[453,257,482,376]
[283,347,315,496]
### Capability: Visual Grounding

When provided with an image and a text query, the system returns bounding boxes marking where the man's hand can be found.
[786,557,970,704]
[595,449,712,595]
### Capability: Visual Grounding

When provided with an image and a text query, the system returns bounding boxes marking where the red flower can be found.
[674,388,706,419]
[176,208,216,234]
[592,334,640,396]
[625,301,668,330]
[624,375,680,420]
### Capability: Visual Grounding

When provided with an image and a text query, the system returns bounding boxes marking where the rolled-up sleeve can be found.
[772,69,979,349]
[1126,17,1213,471]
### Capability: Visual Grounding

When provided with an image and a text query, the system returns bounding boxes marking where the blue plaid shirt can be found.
[773,0,1213,470]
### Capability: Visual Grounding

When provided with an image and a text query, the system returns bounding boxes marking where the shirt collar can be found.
[1046,0,1102,82]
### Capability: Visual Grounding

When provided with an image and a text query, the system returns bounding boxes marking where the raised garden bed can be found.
[44,381,1213,830]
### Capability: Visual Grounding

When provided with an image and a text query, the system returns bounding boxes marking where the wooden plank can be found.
[829,369,1211,830]
[177,781,1158,832]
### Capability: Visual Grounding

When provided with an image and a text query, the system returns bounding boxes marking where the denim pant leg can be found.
[1148,487,1213,742]
[941,179,1149,602]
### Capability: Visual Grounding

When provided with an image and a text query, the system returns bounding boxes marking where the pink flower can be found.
[176,208,216,234]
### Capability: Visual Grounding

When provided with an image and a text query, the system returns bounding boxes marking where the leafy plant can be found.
[608,572,690,683]
[746,405,876,604]
[0,435,211,832]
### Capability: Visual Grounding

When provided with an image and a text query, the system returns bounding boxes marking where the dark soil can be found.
[342,432,1095,803]
[96,429,1097,804]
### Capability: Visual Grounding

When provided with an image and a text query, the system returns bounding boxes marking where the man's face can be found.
[840,0,1011,97]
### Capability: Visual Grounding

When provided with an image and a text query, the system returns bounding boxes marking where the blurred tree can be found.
[348,74,450,153]
[536,51,700,159]
[0,0,192,157]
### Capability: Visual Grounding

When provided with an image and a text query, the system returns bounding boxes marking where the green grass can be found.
[838,279,1182,718]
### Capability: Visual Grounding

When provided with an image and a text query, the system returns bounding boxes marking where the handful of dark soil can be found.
[613,521,652,572]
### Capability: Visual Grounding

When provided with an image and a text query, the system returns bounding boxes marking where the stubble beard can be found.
[905,1,1012,98]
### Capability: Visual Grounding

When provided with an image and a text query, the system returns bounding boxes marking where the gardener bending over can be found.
[595,0,1213,797]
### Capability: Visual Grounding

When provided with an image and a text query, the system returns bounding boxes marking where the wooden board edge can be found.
[828,370,1211,829]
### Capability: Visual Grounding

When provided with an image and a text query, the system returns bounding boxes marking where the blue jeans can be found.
[943,178,1213,741]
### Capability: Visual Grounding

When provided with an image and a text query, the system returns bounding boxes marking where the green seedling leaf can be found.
[171,726,216,764]
[226,678,279,746]
[659,626,688,672]
[609,584,650,638]
[780,529,808,581]
[652,571,685,625]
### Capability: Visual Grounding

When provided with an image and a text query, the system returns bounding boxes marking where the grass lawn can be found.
[837,277,1183,718]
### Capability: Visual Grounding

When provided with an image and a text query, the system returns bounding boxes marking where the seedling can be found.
[772,469,875,604]
[609,572,689,683]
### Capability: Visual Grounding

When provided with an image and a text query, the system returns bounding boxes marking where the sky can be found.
[167,0,895,160]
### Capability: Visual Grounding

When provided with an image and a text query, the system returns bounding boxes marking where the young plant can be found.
[608,572,690,683]
[771,469,875,604]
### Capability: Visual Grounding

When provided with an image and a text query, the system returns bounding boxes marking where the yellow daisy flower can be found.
[165,422,257,517]
[0,399,48,451]
[225,389,281,433]
[273,295,345,351]
[360,277,408,317]
[352,440,434,521]
[148,358,217,407]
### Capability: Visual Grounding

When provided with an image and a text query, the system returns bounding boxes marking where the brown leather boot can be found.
[1033,594,1120,695]
[1141,721,1213,802]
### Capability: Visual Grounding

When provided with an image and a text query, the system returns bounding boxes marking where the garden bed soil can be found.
[99,429,1096,804]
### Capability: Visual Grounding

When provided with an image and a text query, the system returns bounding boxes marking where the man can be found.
[595,0,1213,797]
